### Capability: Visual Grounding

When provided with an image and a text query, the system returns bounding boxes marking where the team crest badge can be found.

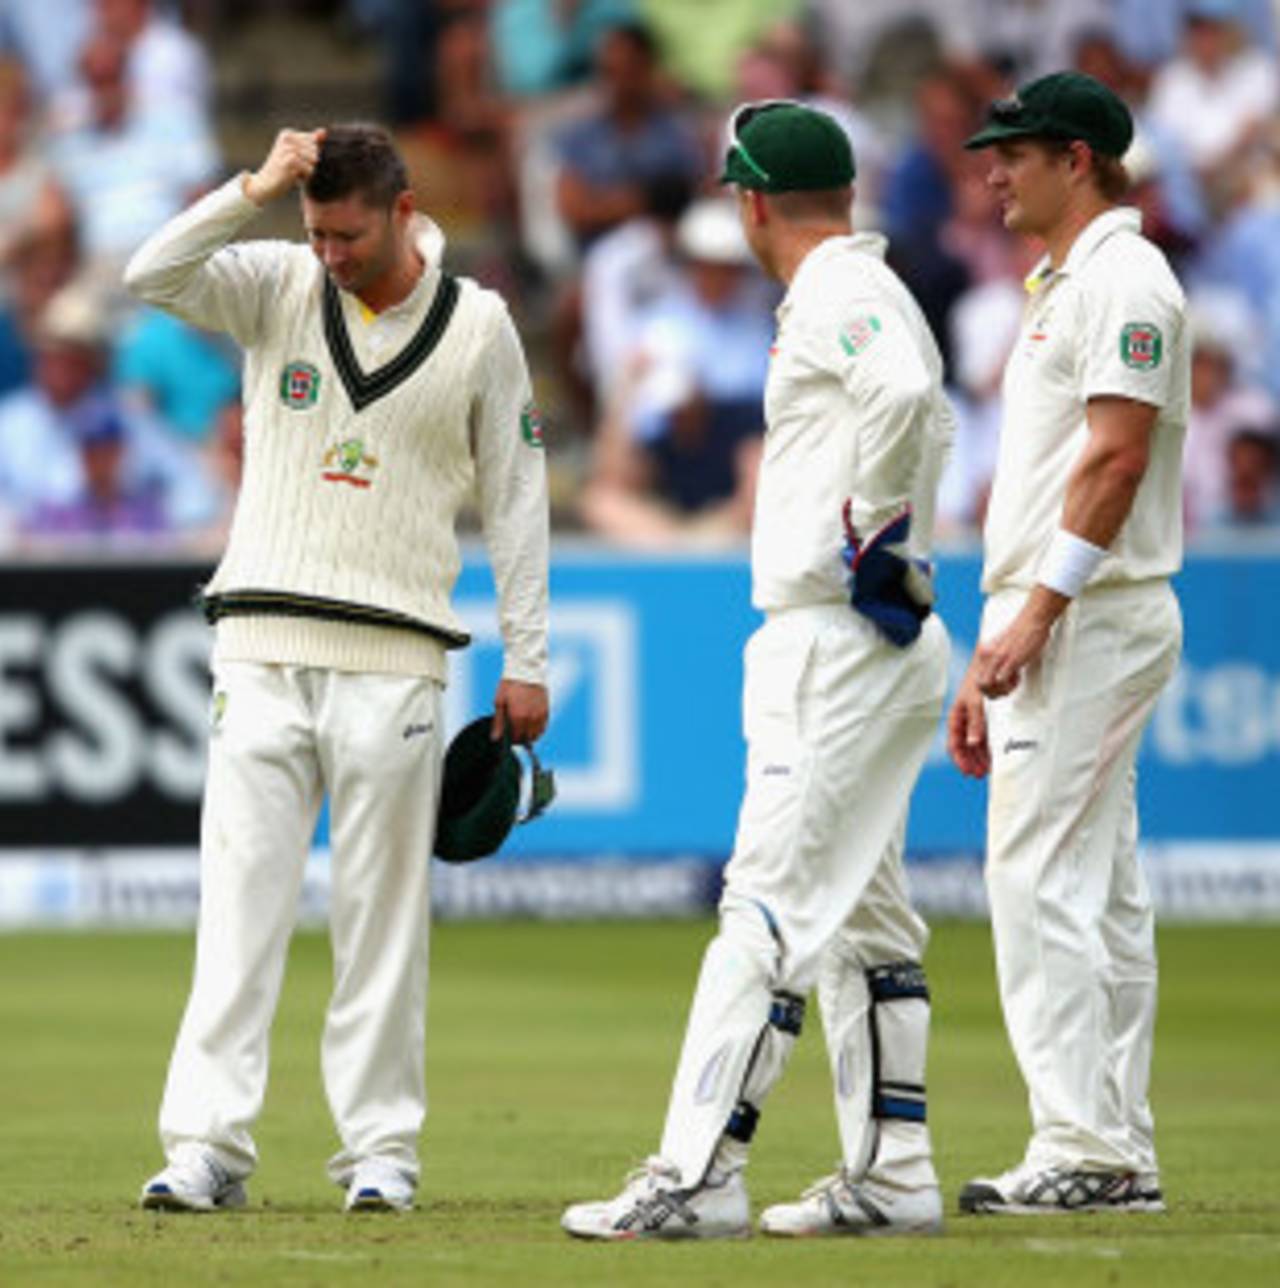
[839,314,882,358]
[210,691,227,735]
[279,360,321,408]
[520,400,545,448]
[322,438,379,488]
[1120,323,1162,370]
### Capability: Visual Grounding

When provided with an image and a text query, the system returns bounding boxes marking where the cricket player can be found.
[127,124,549,1212]
[948,72,1187,1214]
[562,102,953,1240]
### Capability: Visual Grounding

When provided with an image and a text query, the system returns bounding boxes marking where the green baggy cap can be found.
[434,718,556,864]
[720,101,855,192]
[965,70,1133,158]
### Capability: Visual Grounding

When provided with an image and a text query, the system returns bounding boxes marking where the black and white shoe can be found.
[959,1163,1166,1215]
[561,1157,749,1240]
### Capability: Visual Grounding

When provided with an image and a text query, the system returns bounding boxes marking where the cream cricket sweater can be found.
[124,177,549,685]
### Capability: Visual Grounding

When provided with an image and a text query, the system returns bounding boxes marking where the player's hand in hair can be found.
[244,128,327,206]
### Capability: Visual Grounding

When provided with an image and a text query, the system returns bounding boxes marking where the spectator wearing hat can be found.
[580,196,773,548]
[0,285,101,533]
[948,70,1189,1216]
[0,283,213,544]
[20,398,167,543]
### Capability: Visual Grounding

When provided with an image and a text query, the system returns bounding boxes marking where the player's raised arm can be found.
[123,130,323,344]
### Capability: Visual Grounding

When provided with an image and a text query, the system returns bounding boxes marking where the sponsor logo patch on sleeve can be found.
[1119,322,1163,370]
[838,314,882,358]
[520,400,545,447]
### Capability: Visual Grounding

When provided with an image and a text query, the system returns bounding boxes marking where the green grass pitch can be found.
[0,919,1276,1286]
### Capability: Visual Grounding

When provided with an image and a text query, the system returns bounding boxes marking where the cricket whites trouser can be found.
[658,603,948,1189]
[157,661,444,1184]
[982,579,1181,1175]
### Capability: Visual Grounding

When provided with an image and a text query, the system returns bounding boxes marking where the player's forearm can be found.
[845,367,931,535]
[471,315,551,684]
[482,430,550,682]
[485,496,550,685]
[1058,404,1154,550]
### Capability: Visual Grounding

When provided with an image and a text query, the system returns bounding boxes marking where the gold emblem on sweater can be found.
[322,438,379,489]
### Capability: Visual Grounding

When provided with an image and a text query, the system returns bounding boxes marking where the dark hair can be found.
[769,187,854,223]
[603,19,660,62]
[304,123,409,209]
[1040,136,1130,201]
[1230,428,1280,464]
[642,171,695,221]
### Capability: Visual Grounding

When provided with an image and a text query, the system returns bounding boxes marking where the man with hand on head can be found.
[128,124,549,1214]
[948,72,1188,1215]
[562,101,953,1241]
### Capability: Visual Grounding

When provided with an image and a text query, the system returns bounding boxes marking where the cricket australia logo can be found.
[520,400,545,448]
[322,437,379,488]
[279,360,321,408]
[839,313,881,358]
[1120,322,1163,370]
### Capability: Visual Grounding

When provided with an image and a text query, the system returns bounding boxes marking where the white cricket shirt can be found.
[124,177,549,684]
[751,233,954,611]
[982,207,1189,595]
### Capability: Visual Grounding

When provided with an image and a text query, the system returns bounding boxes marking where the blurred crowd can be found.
[0,0,1277,558]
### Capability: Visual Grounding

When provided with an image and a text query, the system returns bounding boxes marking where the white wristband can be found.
[1038,529,1107,599]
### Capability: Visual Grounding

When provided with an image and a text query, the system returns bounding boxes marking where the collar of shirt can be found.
[1060,206,1142,278]
[1023,206,1142,299]
[777,231,888,323]
[351,213,448,327]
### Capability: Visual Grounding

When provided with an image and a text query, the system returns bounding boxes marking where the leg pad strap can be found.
[867,961,929,1002]
[769,990,806,1037]
[725,1099,760,1143]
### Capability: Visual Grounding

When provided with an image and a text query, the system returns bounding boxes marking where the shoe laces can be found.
[621,1156,681,1199]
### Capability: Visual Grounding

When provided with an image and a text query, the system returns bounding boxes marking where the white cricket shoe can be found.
[561,1157,750,1241]
[760,1171,943,1237]
[344,1158,416,1213]
[959,1162,1166,1214]
[140,1144,247,1212]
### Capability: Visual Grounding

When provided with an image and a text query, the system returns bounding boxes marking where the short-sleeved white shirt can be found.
[752,233,954,611]
[982,207,1189,594]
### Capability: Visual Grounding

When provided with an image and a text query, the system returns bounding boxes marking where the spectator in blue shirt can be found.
[554,21,703,254]
[113,308,239,444]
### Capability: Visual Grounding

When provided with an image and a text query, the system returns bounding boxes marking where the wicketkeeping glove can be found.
[841,500,935,647]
